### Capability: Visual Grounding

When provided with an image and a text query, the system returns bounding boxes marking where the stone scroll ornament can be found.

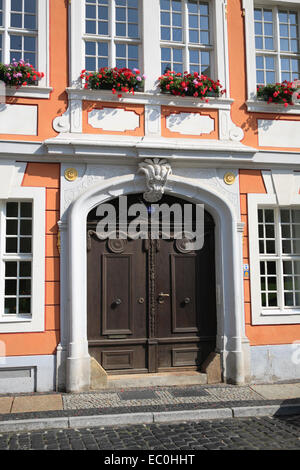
[138,158,172,202]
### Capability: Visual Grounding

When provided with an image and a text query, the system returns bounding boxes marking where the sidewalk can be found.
[0,382,300,432]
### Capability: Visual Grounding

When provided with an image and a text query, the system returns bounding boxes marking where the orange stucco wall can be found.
[240,170,300,345]
[0,163,60,356]
[0,0,68,141]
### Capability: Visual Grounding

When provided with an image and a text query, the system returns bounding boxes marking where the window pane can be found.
[284,292,294,306]
[5,262,17,278]
[24,14,36,30]
[292,210,300,223]
[6,238,18,253]
[5,279,17,295]
[6,220,18,235]
[11,13,22,27]
[19,298,31,314]
[5,298,16,314]
[25,0,36,14]
[11,0,22,11]
[20,219,32,236]
[20,238,32,253]
[19,279,31,295]
[20,202,32,218]
[86,20,96,34]
[20,262,31,277]
[268,293,278,306]
[10,35,22,51]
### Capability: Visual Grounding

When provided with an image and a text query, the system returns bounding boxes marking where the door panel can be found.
[171,253,198,333]
[87,232,148,373]
[102,254,133,335]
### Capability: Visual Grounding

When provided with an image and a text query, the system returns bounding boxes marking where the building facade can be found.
[0,0,300,393]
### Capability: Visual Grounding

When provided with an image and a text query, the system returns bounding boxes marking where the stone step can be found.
[106,371,207,389]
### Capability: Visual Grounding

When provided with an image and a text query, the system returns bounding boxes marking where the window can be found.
[84,0,141,71]
[0,184,45,333]
[248,187,300,324]
[255,6,300,85]
[160,0,212,76]
[4,201,32,317]
[0,0,37,67]
[0,0,50,93]
[243,0,300,108]
[258,207,300,309]
[71,0,229,96]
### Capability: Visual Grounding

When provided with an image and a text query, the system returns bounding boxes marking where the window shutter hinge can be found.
[242,8,246,17]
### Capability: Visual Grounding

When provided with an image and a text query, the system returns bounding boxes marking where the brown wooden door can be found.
[87,195,216,374]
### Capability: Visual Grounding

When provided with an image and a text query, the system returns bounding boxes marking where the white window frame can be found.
[84,0,142,72]
[248,192,300,324]
[0,0,51,98]
[243,0,300,112]
[70,0,230,96]
[160,0,214,77]
[0,186,45,333]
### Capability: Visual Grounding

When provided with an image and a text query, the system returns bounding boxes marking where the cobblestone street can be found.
[0,415,299,451]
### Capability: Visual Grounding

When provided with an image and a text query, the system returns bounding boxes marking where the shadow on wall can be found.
[239,103,282,135]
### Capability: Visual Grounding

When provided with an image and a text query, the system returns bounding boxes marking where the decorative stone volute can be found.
[138,158,172,202]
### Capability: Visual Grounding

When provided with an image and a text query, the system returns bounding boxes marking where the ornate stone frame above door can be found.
[60,169,249,392]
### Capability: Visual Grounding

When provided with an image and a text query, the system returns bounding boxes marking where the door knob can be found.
[184,297,191,304]
[158,292,170,304]
[114,298,122,305]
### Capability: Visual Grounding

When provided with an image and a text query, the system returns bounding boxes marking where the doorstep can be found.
[106,371,207,389]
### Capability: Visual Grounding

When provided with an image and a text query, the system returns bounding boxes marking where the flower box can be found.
[80,67,145,97]
[0,59,44,88]
[158,70,226,102]
[257,81,300,107]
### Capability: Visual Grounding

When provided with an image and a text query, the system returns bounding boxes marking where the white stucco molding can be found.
[52,88,245,146]
[64,171,247,392]
[166,112,214,136]
[138,158,172,202]
[88,107,140,132]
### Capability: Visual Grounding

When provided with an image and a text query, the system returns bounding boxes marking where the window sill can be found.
[66,87,233,110]
[0,315,32,323]
[252,309,300,325]
[246,99,300,114]
[5,86,53,100]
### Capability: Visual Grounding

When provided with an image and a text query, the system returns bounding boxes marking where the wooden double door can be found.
[87,195,217,374]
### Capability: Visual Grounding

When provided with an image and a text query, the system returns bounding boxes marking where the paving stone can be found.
[118,390,157,400]
[251,383,300,400]
[170,388,209,398]
[0,397,13,414]
[11,395,63,413]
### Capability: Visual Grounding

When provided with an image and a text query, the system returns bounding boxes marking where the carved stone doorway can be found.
[86,194,217,375]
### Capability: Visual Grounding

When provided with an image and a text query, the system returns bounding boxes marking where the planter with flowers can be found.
[80,67,145,98]
[158,70,226,102]
[256,80,300,107]
[0,59,44,88]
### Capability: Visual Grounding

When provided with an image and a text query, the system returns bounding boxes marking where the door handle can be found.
[158,292,170,304]
[184,297,191,304]
[114,298,122,305]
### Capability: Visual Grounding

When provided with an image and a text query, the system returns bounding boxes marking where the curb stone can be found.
[232,403,300,418]
[0,404,300,433]
[69,412,154,428]
[152,408,233,423]
[0,417,69,432]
